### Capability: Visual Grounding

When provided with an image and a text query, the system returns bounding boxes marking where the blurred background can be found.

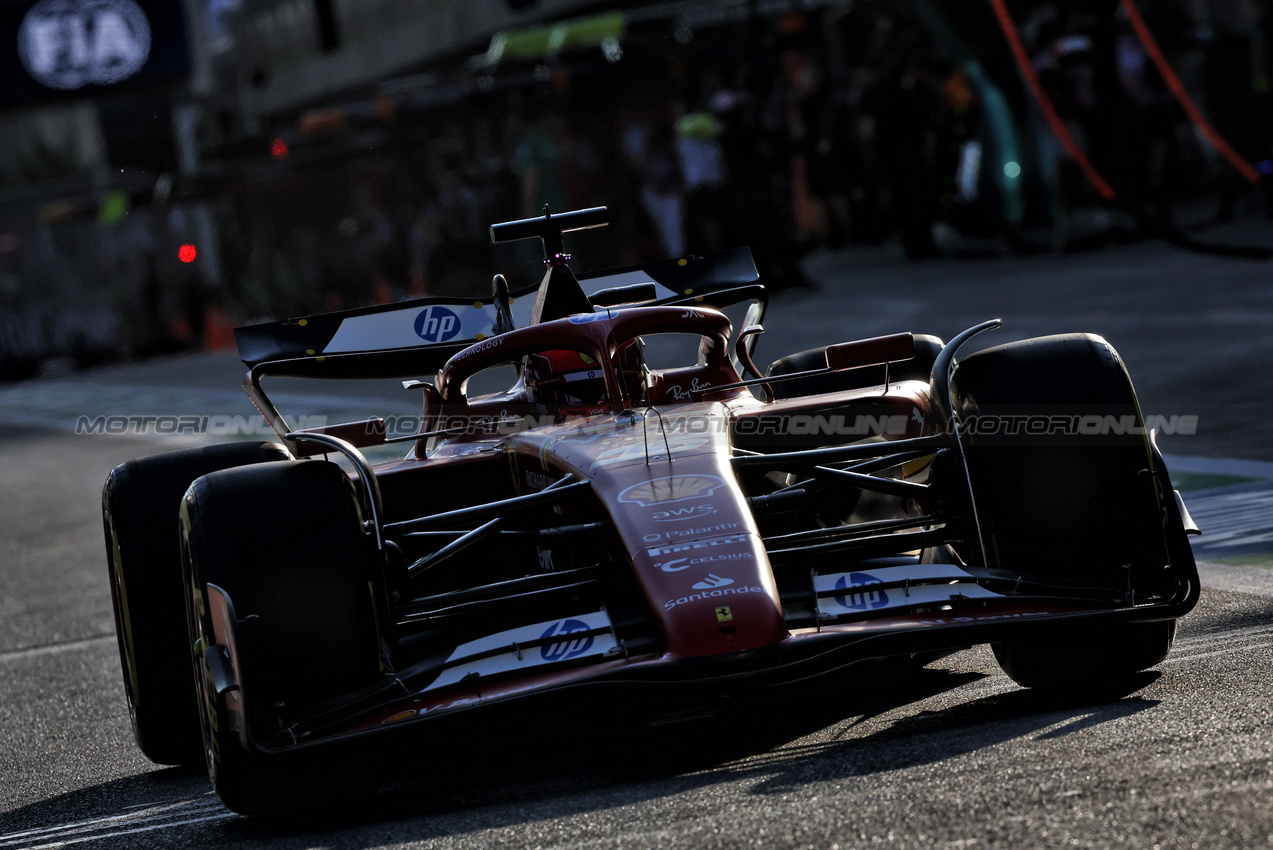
[0,0,1269,381]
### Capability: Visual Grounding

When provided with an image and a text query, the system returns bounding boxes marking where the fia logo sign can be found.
[414,306,461,343]
[19,0,151,90]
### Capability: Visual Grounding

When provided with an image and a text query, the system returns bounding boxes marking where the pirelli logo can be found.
[647,532,748,558]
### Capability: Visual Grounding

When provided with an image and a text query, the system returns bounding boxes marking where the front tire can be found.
[182,459,384,815]
[102,441,290,765]
[992,620,1177,690]
[950,334,1185,689]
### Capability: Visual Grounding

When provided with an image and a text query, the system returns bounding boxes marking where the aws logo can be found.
[619,475,725,507]
[651,503,716,522]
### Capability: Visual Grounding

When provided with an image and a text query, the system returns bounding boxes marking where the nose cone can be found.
[536,404,790,659]
[637,530,787,657]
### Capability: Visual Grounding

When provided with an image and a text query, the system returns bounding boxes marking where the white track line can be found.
[0,635,115,664]
[10,814,236,850]
[0,799,231,849]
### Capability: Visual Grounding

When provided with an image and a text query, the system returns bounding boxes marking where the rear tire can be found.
[182,459,384,815]
[102,441,290,765]
[950,334,1181,689]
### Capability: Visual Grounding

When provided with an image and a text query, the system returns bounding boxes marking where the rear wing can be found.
[233,247,764,376]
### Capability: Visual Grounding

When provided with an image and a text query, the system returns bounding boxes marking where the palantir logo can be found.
[539,619,594,662]
[414,306,461,343]
[833,572,889,611]
[18,0,152,90]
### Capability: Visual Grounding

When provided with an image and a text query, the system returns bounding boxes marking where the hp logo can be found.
[414,306,461,343]
[833,572,889,611]
[539,619,594,662]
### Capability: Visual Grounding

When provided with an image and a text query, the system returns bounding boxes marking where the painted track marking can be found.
[0,798,233,849]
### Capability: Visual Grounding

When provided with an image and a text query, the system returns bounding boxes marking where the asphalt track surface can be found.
[2,221,1272,848]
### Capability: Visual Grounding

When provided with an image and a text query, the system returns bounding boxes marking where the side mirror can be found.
[825,332,915,390]
[403,380,444,457]
[291,418,386,457]
[825,333,915,371]
[741,300,765,356]
[415,382,443,431]
[492,274,515,335]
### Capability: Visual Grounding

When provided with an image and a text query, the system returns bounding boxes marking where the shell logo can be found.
[618,474,725,507]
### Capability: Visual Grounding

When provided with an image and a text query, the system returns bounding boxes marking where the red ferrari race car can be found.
[103,206,1200,815]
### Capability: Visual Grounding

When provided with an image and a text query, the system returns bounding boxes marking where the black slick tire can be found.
[182,459,383,816]
[102,441,290,766]
[950,333,1179,690]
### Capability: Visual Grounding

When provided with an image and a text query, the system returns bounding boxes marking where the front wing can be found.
[210,557,1197,766]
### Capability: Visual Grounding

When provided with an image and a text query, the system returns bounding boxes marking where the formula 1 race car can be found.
[103,206,1200,815]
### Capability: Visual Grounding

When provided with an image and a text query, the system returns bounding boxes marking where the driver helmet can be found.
[524,350,609,417]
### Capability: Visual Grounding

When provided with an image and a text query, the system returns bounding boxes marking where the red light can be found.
[178,244,197,263]
[271,138,289,160]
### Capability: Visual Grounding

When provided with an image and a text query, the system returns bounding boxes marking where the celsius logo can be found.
[655,552,751,572]
[539,619,594,662]
[619,475,726,507]
[692,574,734,590]
[833,572,889,611]
[414,306,461,343]
[19,0,151,90]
